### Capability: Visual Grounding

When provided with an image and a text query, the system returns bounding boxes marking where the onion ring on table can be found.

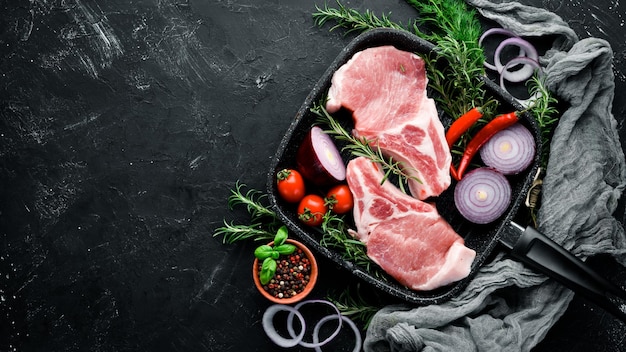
[287,299,343,348]
[494,37,539,83]
[262,304,306,348]
[313,314,362,352]
[479,28,526,72]
[499,56,543,107]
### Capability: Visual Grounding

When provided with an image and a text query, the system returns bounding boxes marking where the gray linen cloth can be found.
[364,1,626,351]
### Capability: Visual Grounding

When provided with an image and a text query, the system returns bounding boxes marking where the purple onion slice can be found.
[479,123,536,175]
[454,168,511,224]
[494,37,539,83]
[478,28,525,72]
[287,299,342,348]
[262,304,305,348]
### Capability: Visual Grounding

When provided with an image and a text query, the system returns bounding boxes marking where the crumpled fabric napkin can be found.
[364,1,626,351]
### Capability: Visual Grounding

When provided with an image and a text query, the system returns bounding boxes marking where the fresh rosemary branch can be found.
[527,75,559,169]
[425,37,494,119]
[327,286,381,329]
[213,182,280,244]
[311,102,419,193]
[313,1,408,34]
[227,181,276,223]
[213,221,275,244]
[320,213,375,272]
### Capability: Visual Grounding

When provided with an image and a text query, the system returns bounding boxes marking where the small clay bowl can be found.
[252,239,318,304]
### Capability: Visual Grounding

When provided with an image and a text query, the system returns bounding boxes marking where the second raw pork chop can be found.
[346,156,476,291]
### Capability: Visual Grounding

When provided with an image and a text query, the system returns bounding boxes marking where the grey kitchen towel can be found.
[364,1,626,351]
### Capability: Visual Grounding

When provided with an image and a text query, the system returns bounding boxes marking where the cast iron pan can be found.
[266,28,626,319]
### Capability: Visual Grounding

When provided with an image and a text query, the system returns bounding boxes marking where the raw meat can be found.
[326,45,451,200]
[346,156,476,291]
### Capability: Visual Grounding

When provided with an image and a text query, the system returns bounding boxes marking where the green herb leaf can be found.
[260,257,277,285]
[254,245,274,260]
[274,225,288,246]
[274,244,297,255]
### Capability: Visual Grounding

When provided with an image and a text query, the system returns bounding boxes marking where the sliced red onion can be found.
[287,299,342,348]
[313,315,362,352]
[479,123,536,175]
[262,304,306,348]
[499,56,543,107]
[297,126,346,186]
[494,37,539,83]
[478,28,525,72]
[454,168,511,224]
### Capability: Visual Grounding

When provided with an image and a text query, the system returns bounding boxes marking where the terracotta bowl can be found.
[252,239,318,304]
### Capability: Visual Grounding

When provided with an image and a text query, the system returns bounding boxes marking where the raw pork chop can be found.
[327,45,451,200]
[346,156,476,291]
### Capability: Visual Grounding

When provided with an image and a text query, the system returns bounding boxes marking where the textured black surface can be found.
[1,1,625,351]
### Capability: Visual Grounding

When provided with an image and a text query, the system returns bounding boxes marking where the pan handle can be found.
[508,224,626,323]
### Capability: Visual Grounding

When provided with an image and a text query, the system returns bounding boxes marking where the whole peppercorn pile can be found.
[259,248,311,299]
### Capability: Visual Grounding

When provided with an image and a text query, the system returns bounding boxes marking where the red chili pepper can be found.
[455,111,519,180]
[447,107,484,181]
[445,107,484,147]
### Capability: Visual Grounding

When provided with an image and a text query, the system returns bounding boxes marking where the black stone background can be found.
[1,0,625,351]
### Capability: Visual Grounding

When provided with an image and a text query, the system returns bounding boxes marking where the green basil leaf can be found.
[274,244,296,255]
[260,257,277,285]
[271,251,280,260]
[254,245,274,260]
[273,225,288,246]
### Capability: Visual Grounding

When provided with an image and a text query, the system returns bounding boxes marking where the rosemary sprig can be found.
[527,75,559,168]
[424,37,494,119]
[320,213,375,272]
[313,1,408,34]
[311,103,419,193]
[213,182,280,244]
[213,221,275,244]
[327,286,381,329]
[227,181,276,223]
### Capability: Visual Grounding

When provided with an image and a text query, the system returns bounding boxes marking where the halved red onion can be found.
[313,315,362,352]
[494,37,539,83]
[479,123,536,175]
[454,168,511,224]
[478,28,525,72]
[262,304,306,348]
[297,126,346,186]
[287,299,342,348]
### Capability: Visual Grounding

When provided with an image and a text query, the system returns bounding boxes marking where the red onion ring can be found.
[454,167,511,224]
[287,299,342,348]
[499,56,543,107]
[313,315,362,352]
[494,37,539,83]
[478,28,526,72]
[262,304,306,348]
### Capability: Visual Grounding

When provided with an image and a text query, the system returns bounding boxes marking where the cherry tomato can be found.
[326,184,354,214]
[297,194,327,227]
[276,169,305,203]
